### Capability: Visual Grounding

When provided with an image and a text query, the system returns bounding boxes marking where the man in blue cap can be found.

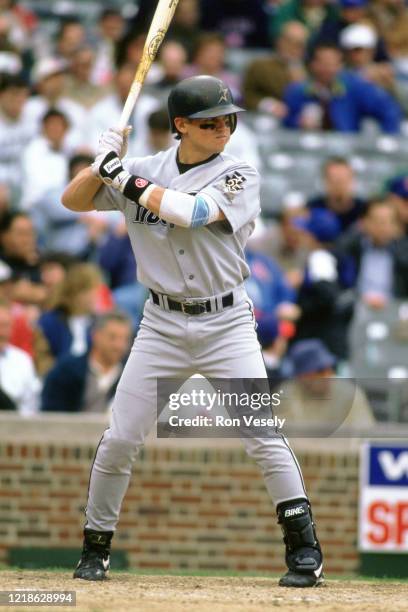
[280,338,374,435]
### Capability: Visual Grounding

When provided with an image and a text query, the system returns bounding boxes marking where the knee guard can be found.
[277,498,323,576]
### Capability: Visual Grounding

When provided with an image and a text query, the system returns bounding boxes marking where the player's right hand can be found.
[96,126,132,160]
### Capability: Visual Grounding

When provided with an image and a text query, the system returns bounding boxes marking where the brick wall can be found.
[0,415,362,575]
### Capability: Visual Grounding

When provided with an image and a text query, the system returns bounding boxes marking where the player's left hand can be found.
[92,151,131,191]
[96,126,132,160]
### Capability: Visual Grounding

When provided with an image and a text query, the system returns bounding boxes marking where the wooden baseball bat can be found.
[118,0,180,129]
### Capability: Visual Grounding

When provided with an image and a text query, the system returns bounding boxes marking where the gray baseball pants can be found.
[85,290,307,532]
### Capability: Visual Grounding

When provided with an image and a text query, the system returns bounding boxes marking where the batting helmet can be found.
[168,75,244,137]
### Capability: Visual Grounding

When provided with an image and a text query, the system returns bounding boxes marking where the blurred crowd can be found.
[0,0,407,420]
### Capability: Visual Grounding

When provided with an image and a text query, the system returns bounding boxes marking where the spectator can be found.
[0,3,37,82]
[245,247,299,379]
[149,40,188,89]
[167,0,201,60]
[54,18,86,63]
[0,258,34,357]
[245,247,300,322]
[290,208,351,359]
[335,198,408,307]
[0,298,40,414]
[41,311,132,412]
[387,175,408,235]
[0,211,46,306]
[0,183,11,215]
[132,108,173,157]
[31,153,105,259]
[281,339,375,434]
[254,311,292,384]
[307,157,367,230]
[370,0,408,83]
[340,23,395,93]
[33,262,106,376]
[0,1,28,52]
[0,73,34,203]
[20,108,70,210]
[92,9,126,87]
[247,192,309,277]
[243,21,308,117]
[39,252,77,306]
[25,56,86,149]
[86,59,160,155]
[97,223,147,331]
[186,33,240,101]
[114,31,146,73]
[283,44,402,133]
[64,46,109,109]
[270,0,337,44]
[6,0,38,38]
[199,0,271,48]
[369,0,408,42]
[385,26,408,115]
[310,0,389,62]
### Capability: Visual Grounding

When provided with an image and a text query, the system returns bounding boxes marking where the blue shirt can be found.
[358,247,393,298]
[245,249,295,313]
[283,71,402,134]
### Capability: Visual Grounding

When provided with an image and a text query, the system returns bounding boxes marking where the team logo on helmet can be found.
[224,171,246,194]
[218,85,230,104]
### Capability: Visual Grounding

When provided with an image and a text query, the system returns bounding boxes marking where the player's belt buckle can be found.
[181,300,207,315]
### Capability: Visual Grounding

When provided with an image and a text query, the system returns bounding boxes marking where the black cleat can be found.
[73,529,113,581]
[279,548,324,587]
[279,569,324,587]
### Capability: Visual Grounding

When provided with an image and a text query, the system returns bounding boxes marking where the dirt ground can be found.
[1,571,407,612]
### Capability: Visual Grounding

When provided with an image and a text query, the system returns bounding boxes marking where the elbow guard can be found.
[159,190,220,228]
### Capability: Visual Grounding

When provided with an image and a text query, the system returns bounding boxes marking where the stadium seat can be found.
[349,300,408,421]
[225,48,269,75]
[260,174,292,216]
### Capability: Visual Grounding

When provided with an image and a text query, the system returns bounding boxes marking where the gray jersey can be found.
[94,145,260,297]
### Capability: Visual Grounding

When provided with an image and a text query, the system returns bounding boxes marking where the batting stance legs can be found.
[74,297,323,587]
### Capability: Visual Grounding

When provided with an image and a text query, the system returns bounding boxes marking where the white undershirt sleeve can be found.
[157,189,220,228]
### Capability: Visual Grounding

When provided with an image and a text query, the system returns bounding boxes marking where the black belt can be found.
[150,290,234,315]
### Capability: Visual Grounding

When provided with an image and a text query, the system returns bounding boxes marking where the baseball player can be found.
[62,76,324,588]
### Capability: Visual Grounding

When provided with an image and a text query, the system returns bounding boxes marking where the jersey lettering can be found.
[133,203,167,226]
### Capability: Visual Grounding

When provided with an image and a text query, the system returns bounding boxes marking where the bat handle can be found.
[118,81,142,130]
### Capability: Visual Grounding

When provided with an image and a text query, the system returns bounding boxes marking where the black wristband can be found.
[123,175,152,203]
